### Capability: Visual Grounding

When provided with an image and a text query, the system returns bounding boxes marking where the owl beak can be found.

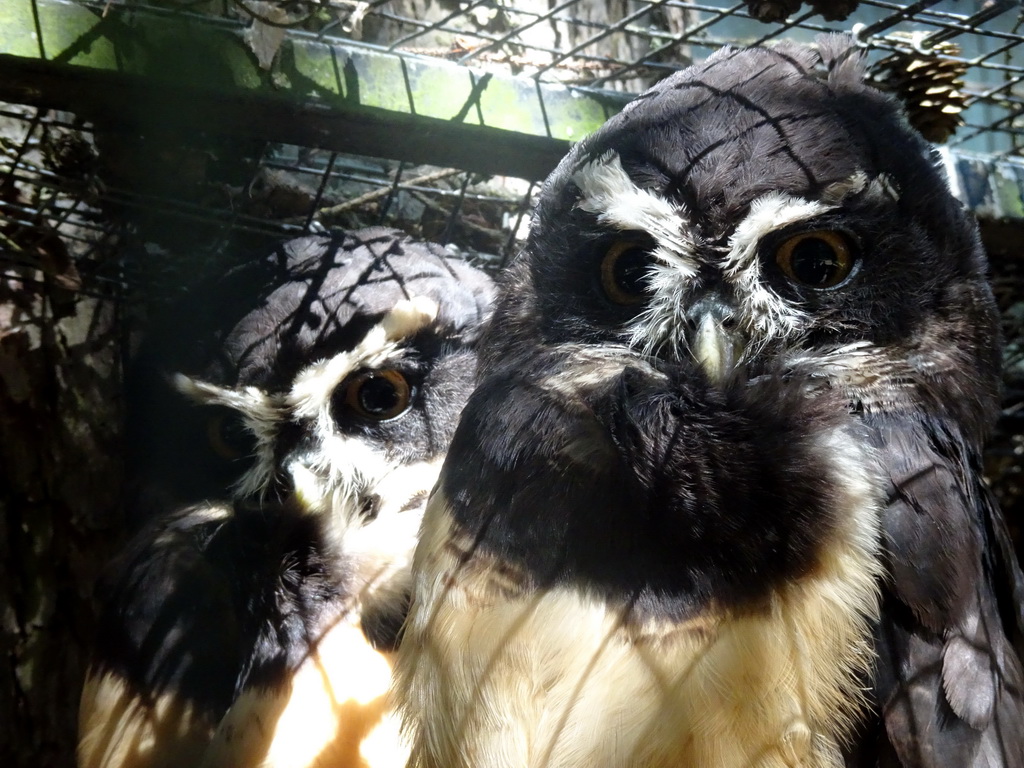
[684,295,744,385]
[289,460,327,512]
[287,456,380,521]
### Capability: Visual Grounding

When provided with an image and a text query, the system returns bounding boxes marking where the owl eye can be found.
[343,370,413,421]
[600,239,655,305]
[774,230,856,289]
[207,410,256,461]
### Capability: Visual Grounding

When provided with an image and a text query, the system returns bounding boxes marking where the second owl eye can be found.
[207,410,256,462]
[600,239,655,305]
[342,370,413,421]
[774,230,856,289]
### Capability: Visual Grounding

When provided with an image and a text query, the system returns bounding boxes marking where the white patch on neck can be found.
[782,342,917,416]
[399,424,884,768]
[344,456,443,611]
[288,434,442,619]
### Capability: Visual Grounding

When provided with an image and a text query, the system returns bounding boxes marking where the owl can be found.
[77,227,495,768]
[396,40,1024,768]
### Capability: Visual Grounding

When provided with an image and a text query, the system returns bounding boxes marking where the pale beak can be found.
[693,315,744,384]
[684,294,744,385]
[289,460,326,512]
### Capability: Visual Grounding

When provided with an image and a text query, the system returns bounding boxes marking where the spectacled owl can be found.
[396,40,1024,767]
[77,227,495,768]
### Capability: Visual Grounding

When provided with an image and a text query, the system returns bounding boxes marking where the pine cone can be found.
[807,0,860,21]
[743,0,803,23]
[744,0,858,22]
[871,39,968,143]
[43,132,98,180]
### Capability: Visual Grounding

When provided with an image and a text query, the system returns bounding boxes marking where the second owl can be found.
[79,227,495,768]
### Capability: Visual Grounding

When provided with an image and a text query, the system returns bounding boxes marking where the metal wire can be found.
[1,0,1022,307]
[1,0,1022,547]
[206,0,1024,152]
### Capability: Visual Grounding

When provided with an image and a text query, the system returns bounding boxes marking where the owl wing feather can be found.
[78,507,244,768]
[81,504,403,768]
[866,413,1024,768]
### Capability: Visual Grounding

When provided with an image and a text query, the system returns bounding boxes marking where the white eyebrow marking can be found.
[572,150,698,279]
[173,374,284,499]
[726,165,892,289]
[722,191,831,342]
[725,192,835,274]
[173,375,283,423]
[572,151,701,359]
[287,296,438,421]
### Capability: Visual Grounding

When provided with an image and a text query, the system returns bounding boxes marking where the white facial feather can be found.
[572,151,701,360]
[173,374,284,499]
[173,295,444,600]
[722,192,828,345]
[627,263,697,358]
[821,170,899,206]
[536,344,667,399]
[573,151,698,279]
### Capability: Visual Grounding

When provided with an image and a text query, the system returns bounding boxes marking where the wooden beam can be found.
[0,0,630,181]
[0,1,1020,216]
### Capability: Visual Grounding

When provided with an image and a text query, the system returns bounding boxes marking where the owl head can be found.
[491,37,999,442]
[80,227,495,768]
[128,226,494,522]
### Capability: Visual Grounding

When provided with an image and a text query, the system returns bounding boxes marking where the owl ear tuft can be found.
[813,33,867,87]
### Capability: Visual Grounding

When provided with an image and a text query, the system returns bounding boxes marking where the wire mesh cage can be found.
[1,0,1023,764]
[1,2,1022,291]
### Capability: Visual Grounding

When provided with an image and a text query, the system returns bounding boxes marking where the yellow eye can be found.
[775,230,856,289]
[207,410,255,461]
[600,239,654,305]
[343,370,412,421]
